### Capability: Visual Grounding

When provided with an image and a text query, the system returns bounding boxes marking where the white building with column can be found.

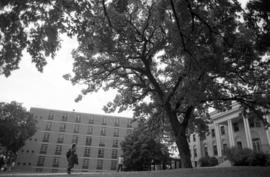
[189,102,270,167]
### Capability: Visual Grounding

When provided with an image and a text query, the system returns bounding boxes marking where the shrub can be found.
[247,152,268,166]
[225,147,269,166]
[198,156,218,167]
[209,157,219,166]
[225,147,253,166]
[198,156,210,167]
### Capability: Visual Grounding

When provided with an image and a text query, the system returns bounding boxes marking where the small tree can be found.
[0,101,36,153]
[121,121,170,171]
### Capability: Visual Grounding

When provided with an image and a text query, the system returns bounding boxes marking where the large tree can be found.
[0,101,36,153]
[121,120,170,171]
[1,0,269,167]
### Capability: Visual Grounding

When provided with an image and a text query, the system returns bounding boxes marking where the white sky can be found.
[0,0,248,118]
[0,36,132,117]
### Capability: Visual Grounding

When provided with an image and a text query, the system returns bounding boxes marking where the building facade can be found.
[15,107,135,172]
[189,102,270,167]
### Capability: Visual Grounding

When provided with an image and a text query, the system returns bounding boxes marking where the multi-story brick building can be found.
[15,107,135,172]
[188,102,270,167]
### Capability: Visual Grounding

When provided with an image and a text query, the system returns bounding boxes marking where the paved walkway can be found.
[0,171,112,176]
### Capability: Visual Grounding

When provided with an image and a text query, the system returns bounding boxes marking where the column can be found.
[266,116,270,146]
[242,115,253,149]
[227,119,235,147]
[214,123,222,156]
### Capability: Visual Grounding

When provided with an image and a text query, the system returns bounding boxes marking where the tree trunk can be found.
[175,127,192,168]
[165,106,193,168]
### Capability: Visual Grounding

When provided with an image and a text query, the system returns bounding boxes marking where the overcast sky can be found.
[0,0,248,117]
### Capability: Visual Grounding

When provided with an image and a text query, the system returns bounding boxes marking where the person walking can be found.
[66,144,78,174]
[117,155,124,172]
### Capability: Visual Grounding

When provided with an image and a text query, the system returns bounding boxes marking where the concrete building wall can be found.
[189,103,270,167]
[15,107,135,172]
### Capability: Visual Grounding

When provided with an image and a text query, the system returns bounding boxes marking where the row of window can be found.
[40,142,119,157]
[209,119,261,138]
[194,138,262,158]
[43,131,128,144]
[43,133,120,147]
[45,123,132,136]
[47,112,132,128]
[40,144,118,159]
[37,156,118,170]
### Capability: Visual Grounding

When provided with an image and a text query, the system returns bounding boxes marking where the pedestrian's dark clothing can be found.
[66,148,78,174]
[117,156,124,172]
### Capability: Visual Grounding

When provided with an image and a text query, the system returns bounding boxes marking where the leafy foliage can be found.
[0,101,36,153]
[225,147,269,166]
[198,156,218,167]
[121,121,170,171]
[1,0,270,167]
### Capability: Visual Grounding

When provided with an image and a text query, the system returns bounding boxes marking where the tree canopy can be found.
[1,0,269,167]
[121,120,170,171]
[0,101,36,153]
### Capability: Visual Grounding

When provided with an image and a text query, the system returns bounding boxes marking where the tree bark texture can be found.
[165,105,193,168]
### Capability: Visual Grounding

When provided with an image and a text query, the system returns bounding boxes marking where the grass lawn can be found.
[2,167,270,177]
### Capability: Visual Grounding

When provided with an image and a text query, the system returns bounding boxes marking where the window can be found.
[87,126,93,134]
[102,117,107,125]
[114,118,120,126]
[127,119,132,128]
[84,147,91,157]
[100,127,106,136]
[59,123,66,132]
[48,112,54,120]
[51,169,58,173]
[255,119,261,127]
[85,136,92,146]
[82,159,89,169]
[52,157,59,167]
[233,122,239,132]
[62,114,68,121]
[37,156,45,166]
[112,139,118,148]
[97,159,103,170]
[194,161,197,167]
[237,141,242,149]
[112,149,118,159]
[220,126,225,135]
[193,146,197,158]
[45,122,52,131]
[36,168,43,172]
[222,143,227,153]
[75,114,81,123]
[98,148,104,158]
[211,129,215,138]
[213,145,218,156]
[99,138,105,147]
[74,124,80,133]
[55,145,62,155]
[204,146,208,156]
[42,132,50,142]
[249,118,255,128]
[72,135,79,144]
[252,138,261,152]
[88,116,94,124]
[40,144,48,154]
[193,134,196,142]
[57,134,64,143]
[250,118,261,128]
[111,160,117,170]
[113,128,119,137]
